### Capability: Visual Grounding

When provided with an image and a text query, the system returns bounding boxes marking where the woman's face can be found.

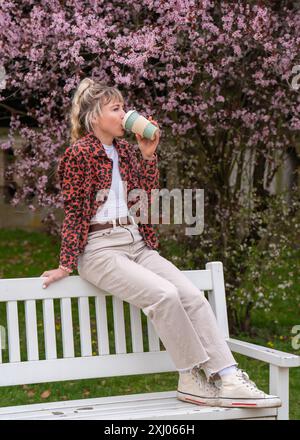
[92,98,126,138]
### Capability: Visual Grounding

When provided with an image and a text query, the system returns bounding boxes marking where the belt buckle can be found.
[118,216,128,226]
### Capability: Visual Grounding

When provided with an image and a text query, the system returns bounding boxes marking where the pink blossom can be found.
[0,0,298,231]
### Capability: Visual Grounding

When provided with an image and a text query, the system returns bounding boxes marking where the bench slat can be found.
[112,297,126,354]
[60,298,74,358]
[42,299,57,359]
[129,305,143,353]
[25,300,39,361]
[95,296,110,355]
[6,302,21,362]
[0,351,176,386]
[0,277,103,301]
[0,271,213,302]
[206,262,229,338]
[78,297,92,356]
[0,390,189,414]
[182,269,213,291]
[146,317,161,352]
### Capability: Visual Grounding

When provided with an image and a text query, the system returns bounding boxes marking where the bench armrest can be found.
[227,338,300,368]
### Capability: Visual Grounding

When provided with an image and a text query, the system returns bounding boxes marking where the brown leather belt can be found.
[88,216,135,233]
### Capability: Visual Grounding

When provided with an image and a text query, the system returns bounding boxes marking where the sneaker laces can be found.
[235,368,266,395]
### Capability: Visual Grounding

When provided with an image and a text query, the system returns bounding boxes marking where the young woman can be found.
[41,78,281,409]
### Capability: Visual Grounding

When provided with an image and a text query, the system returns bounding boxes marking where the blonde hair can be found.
[69,78,124,144]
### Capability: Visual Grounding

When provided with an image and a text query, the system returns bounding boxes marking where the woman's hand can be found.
[135,115,160,160]
[40,268,70,289]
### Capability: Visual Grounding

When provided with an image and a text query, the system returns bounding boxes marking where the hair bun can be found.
[79,79,94,98]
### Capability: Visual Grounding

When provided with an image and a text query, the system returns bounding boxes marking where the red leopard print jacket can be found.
[57,131,160,272]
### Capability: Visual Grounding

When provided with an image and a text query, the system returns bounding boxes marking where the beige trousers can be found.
[77,222,237,379]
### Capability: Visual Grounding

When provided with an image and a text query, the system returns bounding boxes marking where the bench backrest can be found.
[0,261,229,387]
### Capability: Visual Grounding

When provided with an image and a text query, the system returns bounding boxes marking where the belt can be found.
[88,216,136,233]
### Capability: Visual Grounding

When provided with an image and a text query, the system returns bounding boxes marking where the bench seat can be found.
[0,390,278,420]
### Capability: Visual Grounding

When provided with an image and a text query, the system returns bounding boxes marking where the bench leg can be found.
[269,364,289,420]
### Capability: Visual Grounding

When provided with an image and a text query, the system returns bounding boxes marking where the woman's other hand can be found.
[40,268,70,289]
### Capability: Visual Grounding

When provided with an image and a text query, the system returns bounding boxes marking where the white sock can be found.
[217,365,238,377]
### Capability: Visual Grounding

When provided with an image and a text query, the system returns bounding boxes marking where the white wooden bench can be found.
[0,261,299,420]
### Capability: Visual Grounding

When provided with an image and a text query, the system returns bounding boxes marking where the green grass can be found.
[0,228,299,419]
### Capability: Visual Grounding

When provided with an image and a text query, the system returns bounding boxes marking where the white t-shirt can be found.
[90,143,129,223]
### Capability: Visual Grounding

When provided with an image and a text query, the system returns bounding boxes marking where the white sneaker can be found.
[177,367,219,406]
[215,368,282,408]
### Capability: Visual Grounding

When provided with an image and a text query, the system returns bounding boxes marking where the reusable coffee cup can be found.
[122,110,159,141]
